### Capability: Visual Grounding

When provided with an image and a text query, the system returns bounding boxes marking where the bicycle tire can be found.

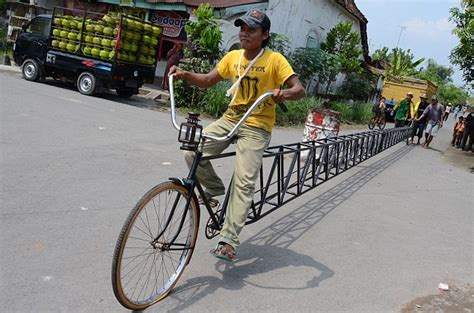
[378,119,386,130]
[112,181,199,310]
[368,117,376,130]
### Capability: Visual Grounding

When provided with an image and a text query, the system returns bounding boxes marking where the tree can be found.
[385,48,425,78]
[320,21,362,73]
[449,0,473,83]
[439,83,470,105]
[371,47,390,64]
[319,21,362,94]
[268,33,291,57]
[416,59,454,85]
[175,4,222,108]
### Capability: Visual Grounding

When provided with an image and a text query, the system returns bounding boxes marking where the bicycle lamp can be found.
[178,112,203,150]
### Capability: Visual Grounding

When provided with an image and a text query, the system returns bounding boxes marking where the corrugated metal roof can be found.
[144,0,264,8]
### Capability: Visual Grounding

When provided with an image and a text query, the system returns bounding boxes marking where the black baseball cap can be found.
[234,10,271,31]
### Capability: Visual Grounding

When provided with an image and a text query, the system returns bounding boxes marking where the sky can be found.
[355,0,466,88]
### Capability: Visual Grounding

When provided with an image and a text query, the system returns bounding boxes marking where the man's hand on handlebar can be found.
[272,88,285,104]
[169,66,186,80]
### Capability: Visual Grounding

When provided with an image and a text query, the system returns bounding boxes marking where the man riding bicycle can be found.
[373,96,386,124]
[170,10,305,261]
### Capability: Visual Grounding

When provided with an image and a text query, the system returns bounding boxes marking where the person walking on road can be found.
[410,93,429,144]
[394,92,413,128]
[443,103,452,121]
[170,9,305,261]
[417,95,444,148]
[453,104,461,120]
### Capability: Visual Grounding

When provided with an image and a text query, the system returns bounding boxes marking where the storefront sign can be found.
[150,11,188,40]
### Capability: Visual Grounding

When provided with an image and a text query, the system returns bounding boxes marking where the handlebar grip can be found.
[278,102,288,113]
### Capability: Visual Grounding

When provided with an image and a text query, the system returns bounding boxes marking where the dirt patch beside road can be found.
[401,282,474,313]
[442,145,474,173]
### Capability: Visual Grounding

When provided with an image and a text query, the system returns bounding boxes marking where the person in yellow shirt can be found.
[170,9,305,261]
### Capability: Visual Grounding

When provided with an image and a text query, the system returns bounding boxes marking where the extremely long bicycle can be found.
[111,75,413,310]
[111,75,275,310]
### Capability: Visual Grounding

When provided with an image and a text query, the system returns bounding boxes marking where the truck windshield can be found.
[27,18,50,37]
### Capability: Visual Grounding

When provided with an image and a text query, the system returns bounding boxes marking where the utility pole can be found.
[396,25,406,48]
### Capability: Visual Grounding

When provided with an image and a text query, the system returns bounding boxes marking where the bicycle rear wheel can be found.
[112,181,199,310]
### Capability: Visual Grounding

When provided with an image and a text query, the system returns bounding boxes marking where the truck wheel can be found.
[77,72,97,95]
[116,87,135,99]
[22,59,40,82]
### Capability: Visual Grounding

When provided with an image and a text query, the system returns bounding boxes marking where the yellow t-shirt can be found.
[216,49,295,132]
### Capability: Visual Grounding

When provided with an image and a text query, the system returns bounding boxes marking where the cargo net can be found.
[203,126,412,238]
[50,7,161,64]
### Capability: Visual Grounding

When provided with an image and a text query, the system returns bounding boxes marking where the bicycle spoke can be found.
[113,182,197,309]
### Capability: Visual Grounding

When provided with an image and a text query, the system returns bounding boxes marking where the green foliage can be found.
[439,83,470,105]
[175,3,223,108]
[202,81,231,118]
[385,48,425,79]
[275,97,321,126]
[416,58,454,85]
[0,24,7,53]
[320,21,362,73]
[324,102,372,124]
[449,2,473,83]
[338,71,377,101]
[268,33,291,56]
[184,3,222,60]
[371,47,390,63]
[289,47,323,86]
[414,58,468,106]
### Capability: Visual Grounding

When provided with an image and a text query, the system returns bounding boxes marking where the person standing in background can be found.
[443,103,452,121]
[460,112,474,152]
[453,104,461,120]
[161,43,184,90]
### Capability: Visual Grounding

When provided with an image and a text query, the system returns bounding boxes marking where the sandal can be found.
[210,242,236,262]
[198,195,220,209]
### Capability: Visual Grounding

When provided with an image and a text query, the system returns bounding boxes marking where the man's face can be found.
[239,24,269,50]
[407,95,413,102]
[431,99,437,104]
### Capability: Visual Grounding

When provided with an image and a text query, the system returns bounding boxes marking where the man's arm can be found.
[272,75,305,103]
[417,105,430,121]
[169,66,223,88]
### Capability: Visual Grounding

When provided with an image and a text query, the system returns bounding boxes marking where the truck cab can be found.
[13,15,52,81]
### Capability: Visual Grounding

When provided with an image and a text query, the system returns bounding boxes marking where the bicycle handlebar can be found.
[168,74,274,142]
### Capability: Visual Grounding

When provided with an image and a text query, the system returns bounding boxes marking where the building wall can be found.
[220,0,362,52]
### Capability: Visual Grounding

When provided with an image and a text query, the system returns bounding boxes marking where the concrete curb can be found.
[0,64,21,73]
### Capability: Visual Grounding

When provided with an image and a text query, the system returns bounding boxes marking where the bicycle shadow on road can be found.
[161,144,414,313]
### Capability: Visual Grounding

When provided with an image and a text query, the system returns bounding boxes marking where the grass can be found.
[183,88,372,127]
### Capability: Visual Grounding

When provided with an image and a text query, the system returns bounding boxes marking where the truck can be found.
[13,7,161,98]
[382,76,438,122]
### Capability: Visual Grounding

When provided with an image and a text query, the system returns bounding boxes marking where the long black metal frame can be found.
[203,126,412,237]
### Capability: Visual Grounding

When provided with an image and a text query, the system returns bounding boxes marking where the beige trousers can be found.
[184,118,271,249]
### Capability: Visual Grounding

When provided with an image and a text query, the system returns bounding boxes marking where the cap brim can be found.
[234,17,260,28]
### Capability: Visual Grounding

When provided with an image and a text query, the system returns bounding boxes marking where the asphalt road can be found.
[1,70,472,313]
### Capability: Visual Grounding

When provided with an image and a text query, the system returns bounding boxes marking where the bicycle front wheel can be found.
[112,181,199,310]
[368,117,376,130]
